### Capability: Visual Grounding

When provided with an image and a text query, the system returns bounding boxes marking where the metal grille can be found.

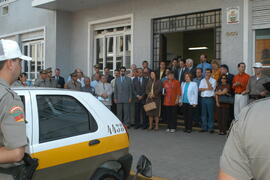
[152,9,222,70]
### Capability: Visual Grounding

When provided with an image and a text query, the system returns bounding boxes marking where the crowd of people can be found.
[13,54,270,135]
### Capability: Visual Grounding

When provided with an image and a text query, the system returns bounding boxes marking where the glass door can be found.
[22,40,45,82]
[94,26,132,74]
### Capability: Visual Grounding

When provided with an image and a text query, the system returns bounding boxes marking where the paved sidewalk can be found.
[129,128,226,180]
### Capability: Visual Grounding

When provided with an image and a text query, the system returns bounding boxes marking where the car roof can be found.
[12,87,72,91]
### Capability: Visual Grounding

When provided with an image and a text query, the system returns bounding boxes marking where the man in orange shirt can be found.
[232,62,250,119]
[163,72,181,133]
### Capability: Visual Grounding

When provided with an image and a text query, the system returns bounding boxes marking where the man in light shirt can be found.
[199,68,216,133]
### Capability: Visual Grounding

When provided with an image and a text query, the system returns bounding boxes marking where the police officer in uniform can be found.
[218,85,270,180]
[45,67,57,88]
[0,39,30,179]
[64,72,82,91]
[34,69,49,87]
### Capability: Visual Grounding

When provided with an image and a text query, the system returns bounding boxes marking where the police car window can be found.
[37,95,98,143]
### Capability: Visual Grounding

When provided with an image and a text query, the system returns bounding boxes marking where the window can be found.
[94,25,132,74]
[37,95,98,143]
[255,29,270,76]
[1,5,8,16]
[22,40,45,81]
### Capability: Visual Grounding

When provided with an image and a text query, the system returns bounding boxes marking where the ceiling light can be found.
[188,47,208,50]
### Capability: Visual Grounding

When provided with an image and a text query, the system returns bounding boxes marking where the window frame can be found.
[36,95,98,143]
[94,26,132,74]
[22,40,45,82]
[30,91,102,153]
[252,28,270,76]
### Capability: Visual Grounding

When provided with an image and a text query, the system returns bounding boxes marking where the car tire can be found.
[91,168,122,180]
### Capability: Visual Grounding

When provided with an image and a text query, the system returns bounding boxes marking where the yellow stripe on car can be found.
[32,133,129,170]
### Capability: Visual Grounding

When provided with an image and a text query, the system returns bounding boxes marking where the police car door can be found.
[14,89,33,154]
[30,90,105,180]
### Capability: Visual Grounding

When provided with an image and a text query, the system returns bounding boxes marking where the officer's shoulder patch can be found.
[9,106,24,122]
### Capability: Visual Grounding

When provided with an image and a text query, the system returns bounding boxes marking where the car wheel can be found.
[91,168,122,180]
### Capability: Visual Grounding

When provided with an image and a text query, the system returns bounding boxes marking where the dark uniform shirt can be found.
[220,97,270,180]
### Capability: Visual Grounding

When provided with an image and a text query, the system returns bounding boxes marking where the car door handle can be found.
[89,139,100,146]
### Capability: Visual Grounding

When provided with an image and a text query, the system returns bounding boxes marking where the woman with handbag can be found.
[215,75,232,135]
[179,73,198,133]
[145,71,162,130]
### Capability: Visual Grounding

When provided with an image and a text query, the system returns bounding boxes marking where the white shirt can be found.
[199,77,216,97]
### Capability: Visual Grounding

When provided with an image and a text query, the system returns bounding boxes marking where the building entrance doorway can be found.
[152,9,221,70]
[162,29,214,65]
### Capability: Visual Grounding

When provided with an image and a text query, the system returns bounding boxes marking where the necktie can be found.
[140,78,142,86]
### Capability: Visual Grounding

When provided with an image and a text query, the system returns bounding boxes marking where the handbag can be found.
[144,81,157,112]
[144,101,157,112]
[219,95,234,104]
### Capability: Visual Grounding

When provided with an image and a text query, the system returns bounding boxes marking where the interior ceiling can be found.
[36,0,123,12]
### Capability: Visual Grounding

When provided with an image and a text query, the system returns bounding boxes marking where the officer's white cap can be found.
[253,62,263,68]
[0,39,32,61]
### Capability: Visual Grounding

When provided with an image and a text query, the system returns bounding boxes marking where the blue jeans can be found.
[201,97,214,131]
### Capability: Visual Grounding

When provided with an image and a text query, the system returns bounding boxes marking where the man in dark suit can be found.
[171,58,179,78]
[177,59,188,83]
[186,58,196,78]
[133,68,149,129]
[114,66,133,127]
[53,68,65,88]
[156,61,167,80]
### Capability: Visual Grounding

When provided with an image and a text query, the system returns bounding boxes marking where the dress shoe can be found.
[199,129,206,133]
[134,126,140,129]
[187,130,192,133]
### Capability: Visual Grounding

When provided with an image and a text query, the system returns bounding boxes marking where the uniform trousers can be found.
[234,94,248,119]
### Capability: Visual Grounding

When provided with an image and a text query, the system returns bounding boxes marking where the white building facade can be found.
[0,0,270,79]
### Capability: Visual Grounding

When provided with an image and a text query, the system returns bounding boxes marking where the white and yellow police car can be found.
[13,87,132,180]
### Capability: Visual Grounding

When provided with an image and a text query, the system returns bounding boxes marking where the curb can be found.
[130,171,168,180]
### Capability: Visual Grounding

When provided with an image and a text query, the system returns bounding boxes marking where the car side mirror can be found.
[136,155,152,178]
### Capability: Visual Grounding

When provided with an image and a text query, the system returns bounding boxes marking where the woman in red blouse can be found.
[163,72,181,133]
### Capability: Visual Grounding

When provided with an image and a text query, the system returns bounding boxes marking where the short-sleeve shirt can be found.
[220,97,270,180]
[0,79,27,150]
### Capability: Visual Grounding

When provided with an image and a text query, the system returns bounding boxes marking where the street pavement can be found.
[129,127,227,180]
